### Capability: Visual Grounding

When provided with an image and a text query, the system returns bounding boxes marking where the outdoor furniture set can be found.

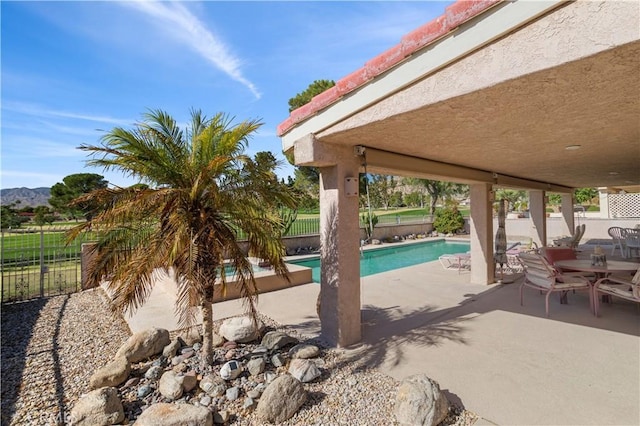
[518,248,640,317]
[609,226,640,258]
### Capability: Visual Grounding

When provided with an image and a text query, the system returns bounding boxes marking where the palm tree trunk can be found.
[201,297,214,366]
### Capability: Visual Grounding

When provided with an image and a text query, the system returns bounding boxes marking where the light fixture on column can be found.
[345,177,358,197]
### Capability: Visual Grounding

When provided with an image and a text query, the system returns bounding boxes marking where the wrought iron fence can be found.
[1,227,86,303]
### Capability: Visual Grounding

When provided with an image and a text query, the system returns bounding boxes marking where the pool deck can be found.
[124,242,640,425]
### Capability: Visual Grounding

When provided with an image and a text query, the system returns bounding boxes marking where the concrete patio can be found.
[125,243,640,425]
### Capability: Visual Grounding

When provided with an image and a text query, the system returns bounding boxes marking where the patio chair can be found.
[624,228,640,258]
[518,252,593,317]
[439,253,471,273]
[592,267,640,316]
[608,226,627,258]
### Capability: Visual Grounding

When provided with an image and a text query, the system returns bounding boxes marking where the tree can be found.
[34,206,55,227]
[575,187,598,205]
[288,79,335,112]
[68,109,297,366]
[368,174,397,210]
[0,203,28,229]
[495,189,526,212]
[285,79,336,210]
[50,173,108,220]
[415,179,467,216]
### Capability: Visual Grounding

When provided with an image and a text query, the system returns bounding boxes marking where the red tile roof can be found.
[277,0,500,137]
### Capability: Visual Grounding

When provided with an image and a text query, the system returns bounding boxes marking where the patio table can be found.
[555,259,640,308]
[554,259,640,280]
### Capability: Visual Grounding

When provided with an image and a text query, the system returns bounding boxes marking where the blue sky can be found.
[1,0,452,189]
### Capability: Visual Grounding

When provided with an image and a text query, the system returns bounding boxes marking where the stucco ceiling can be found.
[316,41,640,190]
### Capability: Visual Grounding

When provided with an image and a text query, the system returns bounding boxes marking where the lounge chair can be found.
[518,252,593,317]
[439,253,471,273]
[593,267,640,316]
[553,224,585,249]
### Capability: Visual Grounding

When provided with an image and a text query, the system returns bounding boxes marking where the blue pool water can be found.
[288,240,470,283]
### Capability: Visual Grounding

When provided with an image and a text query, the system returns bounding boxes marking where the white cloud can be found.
[3,102,132,126]
[124,0,261,99]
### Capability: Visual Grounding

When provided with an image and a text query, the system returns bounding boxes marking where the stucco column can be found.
[560,193,575,237]
[529,190,547,247]
[294,136,361,347]
[598,188,609,218]
[469,184,494,285]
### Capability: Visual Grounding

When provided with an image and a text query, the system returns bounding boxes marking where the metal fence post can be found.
[1,230,4,303]
[39,229,45,298]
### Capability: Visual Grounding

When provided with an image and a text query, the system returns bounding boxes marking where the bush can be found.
[434,207,465,234]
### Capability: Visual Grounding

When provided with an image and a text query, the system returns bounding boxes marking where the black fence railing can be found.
[1,227,85,303]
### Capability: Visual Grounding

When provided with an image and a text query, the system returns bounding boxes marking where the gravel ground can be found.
[1,289,478,425]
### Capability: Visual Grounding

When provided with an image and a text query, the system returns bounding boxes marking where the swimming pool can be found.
[288,239,470,283]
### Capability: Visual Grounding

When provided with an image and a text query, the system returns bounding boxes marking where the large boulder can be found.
[115,328,170,363]
[395,374,449,426]
[134,403,212,426]
[261,331,298,351]
[89,357,130,389]
[256,375,306,424]
[70,387,124,426]
[219,316,263,343]
[158,371,183,401]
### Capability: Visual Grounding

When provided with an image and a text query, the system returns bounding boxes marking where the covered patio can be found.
[209,248,639,425]
[278,0,639,347]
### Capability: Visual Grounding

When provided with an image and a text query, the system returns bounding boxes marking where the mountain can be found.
[0,187,51,208]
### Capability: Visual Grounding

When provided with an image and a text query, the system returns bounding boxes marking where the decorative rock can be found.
[193,342,202,351]
[251,346,268,356]
[264,371,277,383]
[222,341,237,350]
[162,339,181,358]
[179,371,198,392]
[180,347,194,355]
[89,356,130,389]
[199,395,212,406]
[115,327,170,363]
[395,374,449,426]
[137,385,153,398]
[247,358,265,376]
[159,371,184,401]
[256,375,306,424]
[288,344,320,359]
[213,410,229,424]
[134,402,212,426]
[288,358,321,383]
[224,349,236,360]
[70,387,124,426]
[271,354,285,368]
[247,388,262,399]
[145,365,163,381]
[225,386,239,401]
[211,333,224,348]
[172,362,188,373]
[152,356,168,367]
[260,331,298,351]
[124,377,140,388]
[219,316,263,343]
[243,397,256,410]
[178,328,202,346]
[199,374,227,397]
[219,360,243,381]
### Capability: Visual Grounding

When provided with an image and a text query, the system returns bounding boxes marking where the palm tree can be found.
[68,109,296,365]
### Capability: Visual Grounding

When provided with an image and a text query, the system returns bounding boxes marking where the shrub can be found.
[434,207,465,234]
[361,212,379,240]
